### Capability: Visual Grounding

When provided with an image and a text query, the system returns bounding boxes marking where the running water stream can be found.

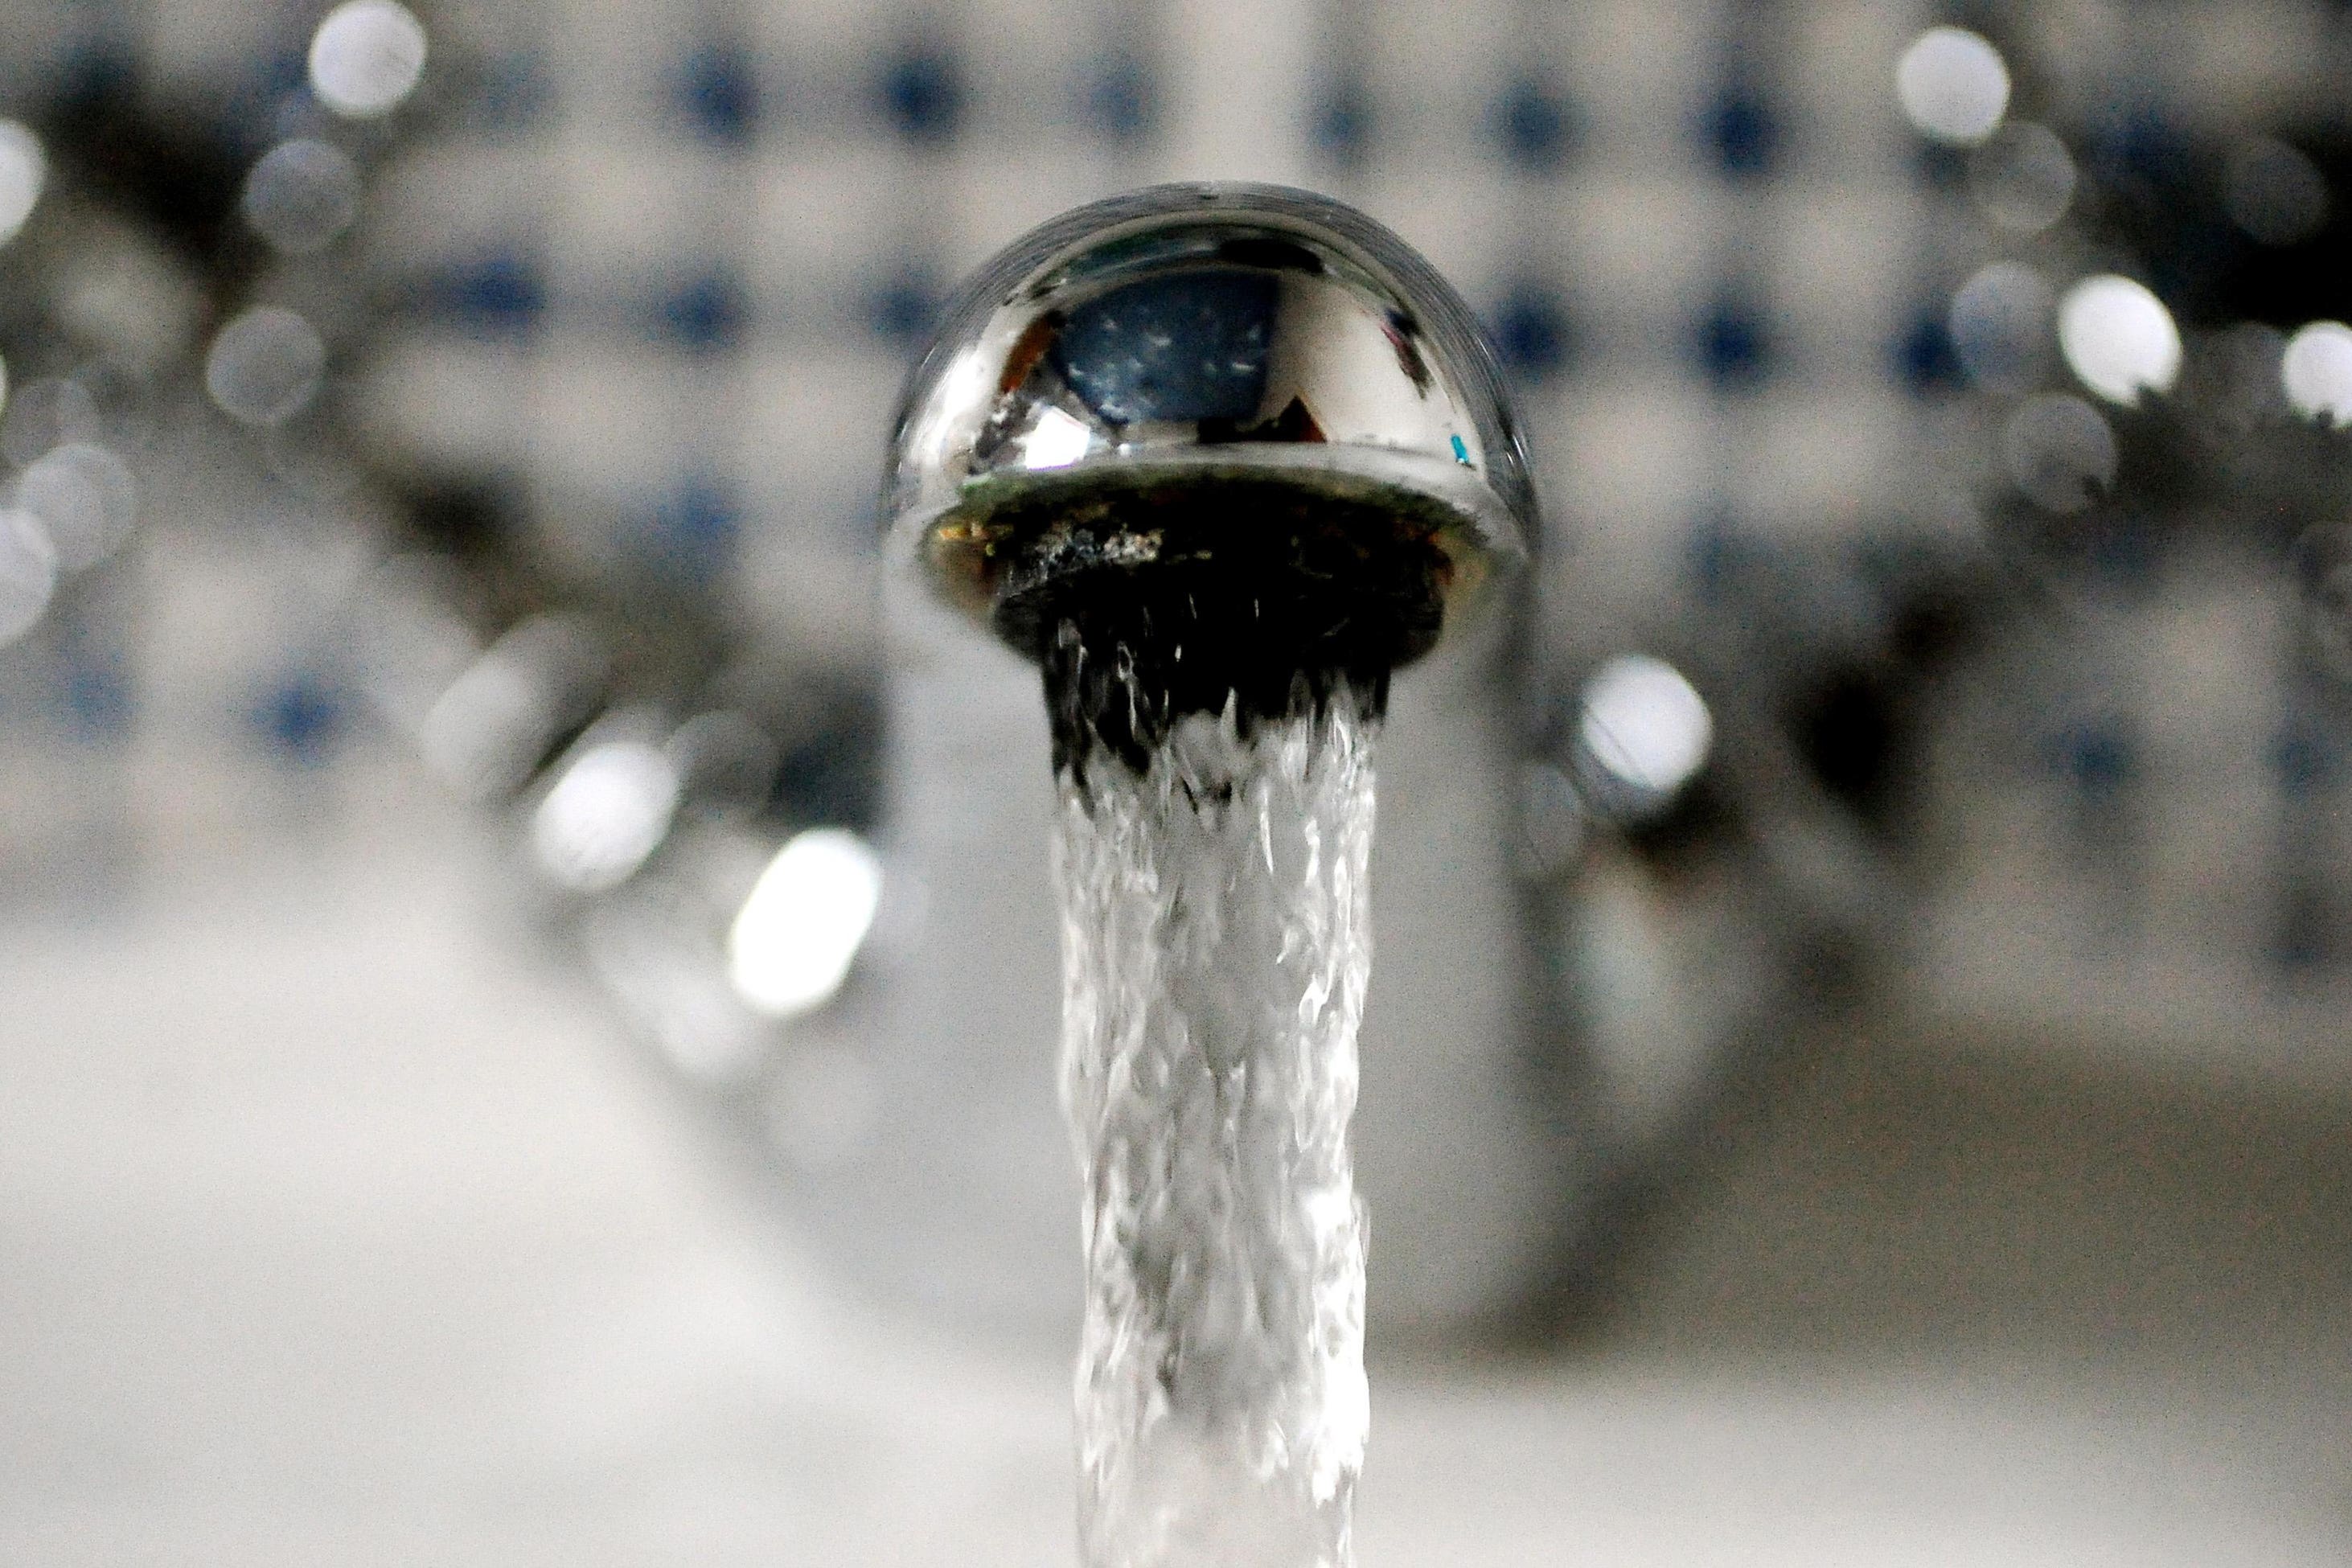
[1052,663,1381,1568]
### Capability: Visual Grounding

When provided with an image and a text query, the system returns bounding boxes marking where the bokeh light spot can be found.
[1948,261,2053,394]
[16,442,136,573]
[2002,393,2116,512]
[0,507,58,646]
[1577,655,1714,804]
[1968,121,2076,232]
[532,740,681,892]
[2223,138,2329,248]
[2057,274,2181,407]
[0,121,43,246]
[206,306,326,427]
[310,0,428,117]
[241,139,361,255]
[1896,27,2009,146]
[728,828,884,1020]
[2282,322,2352,426]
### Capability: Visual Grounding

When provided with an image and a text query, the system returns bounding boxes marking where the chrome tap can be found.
[885,182,1534,704]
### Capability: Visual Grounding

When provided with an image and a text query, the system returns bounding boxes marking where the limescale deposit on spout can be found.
[1053,675,1378,1568]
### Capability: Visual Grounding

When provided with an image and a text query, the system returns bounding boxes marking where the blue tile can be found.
[865,263,942,346]
[2090,105,2191,187]
[658,270,749,352]
[770,681,885,830]
[1081,51,1155,146]
[1697,298,1769,386]
[1685,508,1752,603]
[2271,883,2332,971]
[2272,724,2338,795]
[1911,140,1968,190]
[2046,722,2138,798]
[646,477,739,579]
[437,253,547,336]
[1895,304,1962,392]
[677,43,758,143]
[1492,76,1575,174]
[1486,282,1570,380]
[257,45,309,102]
[60,655,131,741]
[2083,521,2156,590]
[880,44,964,146]
[1702,85,1777,178]
[1311,77,1373,168]
[474,52,548,129]
[254,674,343,763]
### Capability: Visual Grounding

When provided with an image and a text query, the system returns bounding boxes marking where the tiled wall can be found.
[356,0,1956,662]
[9,0,2352,1075]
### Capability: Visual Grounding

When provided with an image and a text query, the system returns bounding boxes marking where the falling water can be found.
[1051,657,1380,1568]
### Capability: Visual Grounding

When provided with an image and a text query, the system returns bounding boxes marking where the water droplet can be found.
[418,614,607,801]
[729,828,884,1018]
[532,739,681,891]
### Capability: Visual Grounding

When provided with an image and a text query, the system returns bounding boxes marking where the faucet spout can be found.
[885,182,1537,747]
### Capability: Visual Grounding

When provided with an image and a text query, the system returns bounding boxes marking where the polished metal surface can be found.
[884,183,1535,657]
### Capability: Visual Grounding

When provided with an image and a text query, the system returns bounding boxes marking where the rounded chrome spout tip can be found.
[882,183,1537,671]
